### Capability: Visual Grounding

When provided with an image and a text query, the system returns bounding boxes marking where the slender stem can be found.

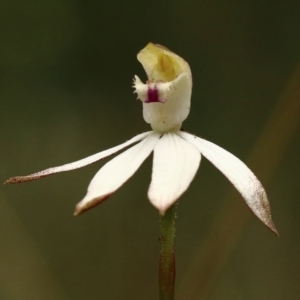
[159,202,177,300]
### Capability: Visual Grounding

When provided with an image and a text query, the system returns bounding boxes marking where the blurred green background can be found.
[1,0,300,299]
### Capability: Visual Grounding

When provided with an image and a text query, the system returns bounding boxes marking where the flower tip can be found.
[255,206,279,236]
[4,177,22,184]
[252,195,279,236]
[73,202,89,216]
[73,208,81,217]
[267,221,279,237]
[74,194,112,216]
[4,174,45,184]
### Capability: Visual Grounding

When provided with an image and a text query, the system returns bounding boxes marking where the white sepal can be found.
[148,132,201,214]
[179,131,278,235]
[75,132,161,215]
[5,132,152,184]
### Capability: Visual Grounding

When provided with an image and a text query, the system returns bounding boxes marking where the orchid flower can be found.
[5,43,277,235]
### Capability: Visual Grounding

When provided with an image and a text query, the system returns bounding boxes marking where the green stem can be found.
[159,202,177,300]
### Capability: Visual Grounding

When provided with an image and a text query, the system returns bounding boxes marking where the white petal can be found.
[179,131,278,235]
[148,132,201,214]
[75,132,161,215]
[5,132,152,184]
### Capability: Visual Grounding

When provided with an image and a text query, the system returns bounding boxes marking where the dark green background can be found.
[1,0,300,299]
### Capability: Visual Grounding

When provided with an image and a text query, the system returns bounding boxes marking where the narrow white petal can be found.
[75,132,161,215]
[5,132,152,184]
[179,131,278,235]
[148,132,201,214]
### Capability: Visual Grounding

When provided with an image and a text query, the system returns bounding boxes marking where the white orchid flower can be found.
[5,43,277,235]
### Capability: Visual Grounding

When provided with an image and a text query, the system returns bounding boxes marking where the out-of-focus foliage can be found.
[1,0,300,299]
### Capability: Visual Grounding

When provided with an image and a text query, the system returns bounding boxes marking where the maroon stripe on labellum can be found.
[145,86,162,103]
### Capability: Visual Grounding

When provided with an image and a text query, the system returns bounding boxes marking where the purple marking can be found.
[145,86,162,103]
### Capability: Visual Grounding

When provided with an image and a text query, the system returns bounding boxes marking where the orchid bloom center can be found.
[133,43,192,133]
